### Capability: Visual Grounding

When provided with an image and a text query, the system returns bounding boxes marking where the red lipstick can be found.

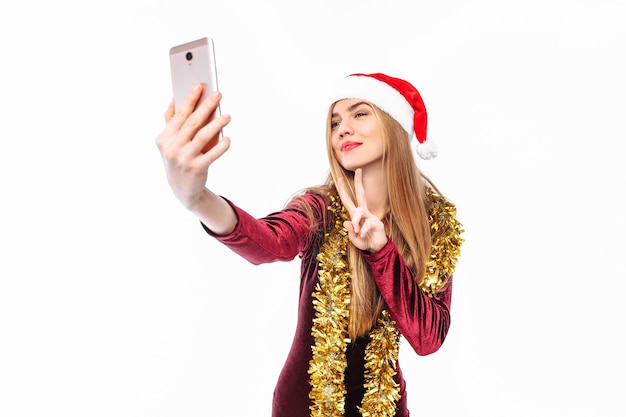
[341,141,362,152]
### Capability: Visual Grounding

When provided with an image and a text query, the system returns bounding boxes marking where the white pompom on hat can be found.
[330,73,437,160]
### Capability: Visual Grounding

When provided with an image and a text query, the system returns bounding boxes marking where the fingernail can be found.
[209,91,220,100]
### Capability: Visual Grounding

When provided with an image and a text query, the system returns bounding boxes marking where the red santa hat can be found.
[330,73,437,160]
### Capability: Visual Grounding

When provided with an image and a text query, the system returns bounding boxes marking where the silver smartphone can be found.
[169,37,220,114]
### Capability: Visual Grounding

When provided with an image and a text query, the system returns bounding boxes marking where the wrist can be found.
[365,237,388,254]
[187,189,237,236]
[184,188,211,212]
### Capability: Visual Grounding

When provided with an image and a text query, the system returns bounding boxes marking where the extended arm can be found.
[206,193,326,265]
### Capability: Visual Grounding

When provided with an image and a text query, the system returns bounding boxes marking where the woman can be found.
[156,73,463,417]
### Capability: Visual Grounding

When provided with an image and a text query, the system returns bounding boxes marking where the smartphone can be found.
[169,37,220,114]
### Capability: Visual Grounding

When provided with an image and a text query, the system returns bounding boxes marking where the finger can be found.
[359,218,377,239]
[183,113,232,157]
[343,221,357,239]
[198,134,232,167]
[353,168,368,210]
[178,90,222,140]
[167,84,205,130]
[163,99,175,123]
[350,207,366,235]
[156,100,178,151]
[336,176,357,215]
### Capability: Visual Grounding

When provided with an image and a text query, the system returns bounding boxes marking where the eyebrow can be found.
[331,101,371,117]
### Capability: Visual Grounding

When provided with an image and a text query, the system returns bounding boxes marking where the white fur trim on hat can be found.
[329,73,439,160]
[331,75,416,142]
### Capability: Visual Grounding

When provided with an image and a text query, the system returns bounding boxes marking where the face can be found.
[330,99,385,172]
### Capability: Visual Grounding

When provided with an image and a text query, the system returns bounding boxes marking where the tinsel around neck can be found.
[308,186,464,417]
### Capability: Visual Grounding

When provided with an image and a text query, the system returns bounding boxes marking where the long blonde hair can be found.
[301,102,437,339]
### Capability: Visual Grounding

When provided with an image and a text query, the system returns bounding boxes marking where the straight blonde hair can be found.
[300,103,436,339]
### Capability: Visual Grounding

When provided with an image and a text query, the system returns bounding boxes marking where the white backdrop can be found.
[1,1,625,416]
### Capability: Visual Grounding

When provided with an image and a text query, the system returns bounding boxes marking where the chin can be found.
[338,160,359,172]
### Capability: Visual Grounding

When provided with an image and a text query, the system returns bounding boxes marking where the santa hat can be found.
[329,73,437,160]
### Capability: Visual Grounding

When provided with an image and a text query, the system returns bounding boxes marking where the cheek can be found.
[368,125,384,144]
[367,122,383,137]
[332,146,342,161]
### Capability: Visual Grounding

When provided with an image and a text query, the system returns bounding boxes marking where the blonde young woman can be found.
[156,73,463,417]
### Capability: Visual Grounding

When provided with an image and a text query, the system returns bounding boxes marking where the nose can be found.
[338,119,353,138]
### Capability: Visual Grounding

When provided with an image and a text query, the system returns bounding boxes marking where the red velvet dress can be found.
[204,192,452,417]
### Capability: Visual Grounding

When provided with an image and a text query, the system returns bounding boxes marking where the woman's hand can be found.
[336,169,388,253]
[156,84,232,210]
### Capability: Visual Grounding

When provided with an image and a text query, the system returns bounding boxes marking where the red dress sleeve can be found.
[202,194,325,265]
[362,239,452,356]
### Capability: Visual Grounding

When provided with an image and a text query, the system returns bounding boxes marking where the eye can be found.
[330,120,340,129]
[355,112,367,118]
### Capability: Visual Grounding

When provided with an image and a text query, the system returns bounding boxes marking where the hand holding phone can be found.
[157,36,232,218]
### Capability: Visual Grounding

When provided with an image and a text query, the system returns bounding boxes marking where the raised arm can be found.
[155,85,237,235]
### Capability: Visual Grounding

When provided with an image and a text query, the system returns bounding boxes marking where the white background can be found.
[1,1,625,416]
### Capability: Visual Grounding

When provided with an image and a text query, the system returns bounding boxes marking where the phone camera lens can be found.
[185,52,193,61]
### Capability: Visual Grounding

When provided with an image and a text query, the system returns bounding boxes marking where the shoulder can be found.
[283,186,334,229]
[288,186,332,214]
[424,187,461,232]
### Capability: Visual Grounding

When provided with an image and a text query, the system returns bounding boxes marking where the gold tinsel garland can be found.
[359,309,401,417]
[309,188,463,417]
[420,187,465,298]
[309,192,352,417]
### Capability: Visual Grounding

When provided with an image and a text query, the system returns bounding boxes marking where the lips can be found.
[340,141,362,152]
